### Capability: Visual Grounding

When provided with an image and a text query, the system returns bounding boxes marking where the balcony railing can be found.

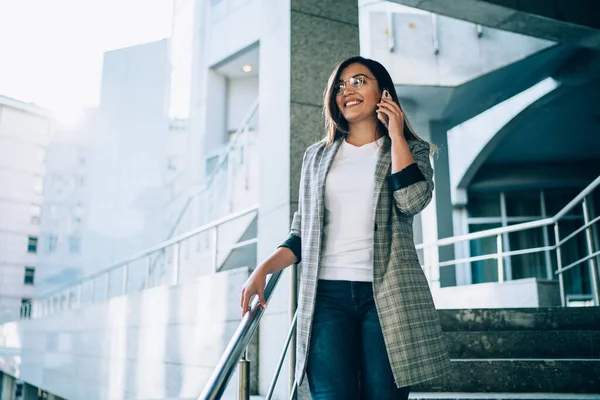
[5,206,258,324]
[416,175,600,306]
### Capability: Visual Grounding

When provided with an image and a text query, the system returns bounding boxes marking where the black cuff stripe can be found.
[387,163,426,191]
[278,234,301,263]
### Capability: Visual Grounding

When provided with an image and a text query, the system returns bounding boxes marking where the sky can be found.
[0,0,173,122]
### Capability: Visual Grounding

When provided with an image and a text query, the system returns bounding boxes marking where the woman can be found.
[240,56,451,399]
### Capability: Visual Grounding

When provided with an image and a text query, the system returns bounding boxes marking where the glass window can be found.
[33,178,44,194]
[544,188,581,216]
[69,236,81,254]
[24,267,35,285]
[467,193,501,218]
[468,223,502,284]
[27,236,38,253]
[47,234,58,252]
[508,224,546,280]
[505,190,541,217]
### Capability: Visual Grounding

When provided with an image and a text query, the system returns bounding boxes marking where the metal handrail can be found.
[3,206,259,323]
[265,311,298,400]
[198,270,283,400]
[415,174,600,306]
[165,97,259,239]
[416,175,600,250]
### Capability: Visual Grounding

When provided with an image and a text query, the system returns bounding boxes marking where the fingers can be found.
[377,100,402,117]
[241,288,249,317]
[258,287,266,308]
[381,96,402,112]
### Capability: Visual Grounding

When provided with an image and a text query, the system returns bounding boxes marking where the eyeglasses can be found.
[334,74,377,96]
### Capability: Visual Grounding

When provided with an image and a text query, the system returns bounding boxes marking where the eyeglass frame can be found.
[333,74,378,96]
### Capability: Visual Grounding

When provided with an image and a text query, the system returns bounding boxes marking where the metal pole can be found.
[145,255,151,289]
[238,349,250,400]
[90,279,95,304]
[554,222,566,306]
[582,198,600,306]
[496,233,504,283]
[212,227,219,273]
[172,244,180,285]
[199,271,282,400]
[122,264,129,295]
[266,312,298,400]
[289,265,297,399]
[105,273,110,301]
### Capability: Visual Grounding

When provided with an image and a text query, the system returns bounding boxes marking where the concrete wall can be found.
[227,77,258,133]
[362,5,553,87]
[432,278,561,309]
[209,0,261,66]
[0,268,251,400]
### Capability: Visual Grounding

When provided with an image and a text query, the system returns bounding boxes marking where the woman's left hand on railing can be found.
[240,267,268,317]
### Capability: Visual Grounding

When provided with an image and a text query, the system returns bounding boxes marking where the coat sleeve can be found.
[386,140,434,217]
[277,148,309,263]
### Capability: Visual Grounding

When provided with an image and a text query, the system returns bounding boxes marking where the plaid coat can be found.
[289,135,451,388]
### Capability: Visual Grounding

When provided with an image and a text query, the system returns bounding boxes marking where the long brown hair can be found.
[322,56,436,151]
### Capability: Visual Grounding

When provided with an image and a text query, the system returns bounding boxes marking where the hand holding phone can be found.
[377,89,392,128]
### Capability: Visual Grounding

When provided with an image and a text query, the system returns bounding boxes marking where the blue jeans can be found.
[306,280,411,400]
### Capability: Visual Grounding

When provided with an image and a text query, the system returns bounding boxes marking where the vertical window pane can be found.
[27,236,38,253]
[468,193,501,218]
[508,225,546,280]
[24,267,35,285]
[505,191,541,217]
[469,223,501,284]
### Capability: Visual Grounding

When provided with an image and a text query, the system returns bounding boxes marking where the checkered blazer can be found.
[289,135,451,388]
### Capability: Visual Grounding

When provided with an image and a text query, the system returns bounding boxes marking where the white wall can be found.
[227,77,259,133]
[431,278,561,309]
[0,268,251,400]
[209,0,262,66]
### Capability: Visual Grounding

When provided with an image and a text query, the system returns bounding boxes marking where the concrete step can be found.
[446,330,600,359]
[413,359,600,393]
[409,393,600,400]
[438,307,600,332]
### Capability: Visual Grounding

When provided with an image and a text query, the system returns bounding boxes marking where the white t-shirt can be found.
[318,136,383,282]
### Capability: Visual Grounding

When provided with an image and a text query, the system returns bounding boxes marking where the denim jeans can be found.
[306,280,411,400]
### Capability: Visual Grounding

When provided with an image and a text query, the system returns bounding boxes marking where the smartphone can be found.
[378,89,392,128]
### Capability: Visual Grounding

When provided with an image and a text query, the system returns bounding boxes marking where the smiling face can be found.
[334,63,382,126]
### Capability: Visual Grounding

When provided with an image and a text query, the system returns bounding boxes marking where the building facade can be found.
[0,96,54,318]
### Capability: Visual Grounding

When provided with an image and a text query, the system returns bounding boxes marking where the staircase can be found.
[411,307,600,399]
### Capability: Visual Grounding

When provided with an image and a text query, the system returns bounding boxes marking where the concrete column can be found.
[257,0,359,398]
[1,373,16,400]
[430,120,457,287]
[1,372,17,400]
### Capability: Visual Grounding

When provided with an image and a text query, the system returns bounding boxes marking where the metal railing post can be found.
[496,233,504,283]
[212,226,219,273]
[238,349,250,400]
[122,264,129,295]
[554,222,566,306]
[105,273,110,301]
[145,255,151,289]
[90,279,95,304]
[582,198,600,306]
[172,244,180,285]
[289,264,297,399]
